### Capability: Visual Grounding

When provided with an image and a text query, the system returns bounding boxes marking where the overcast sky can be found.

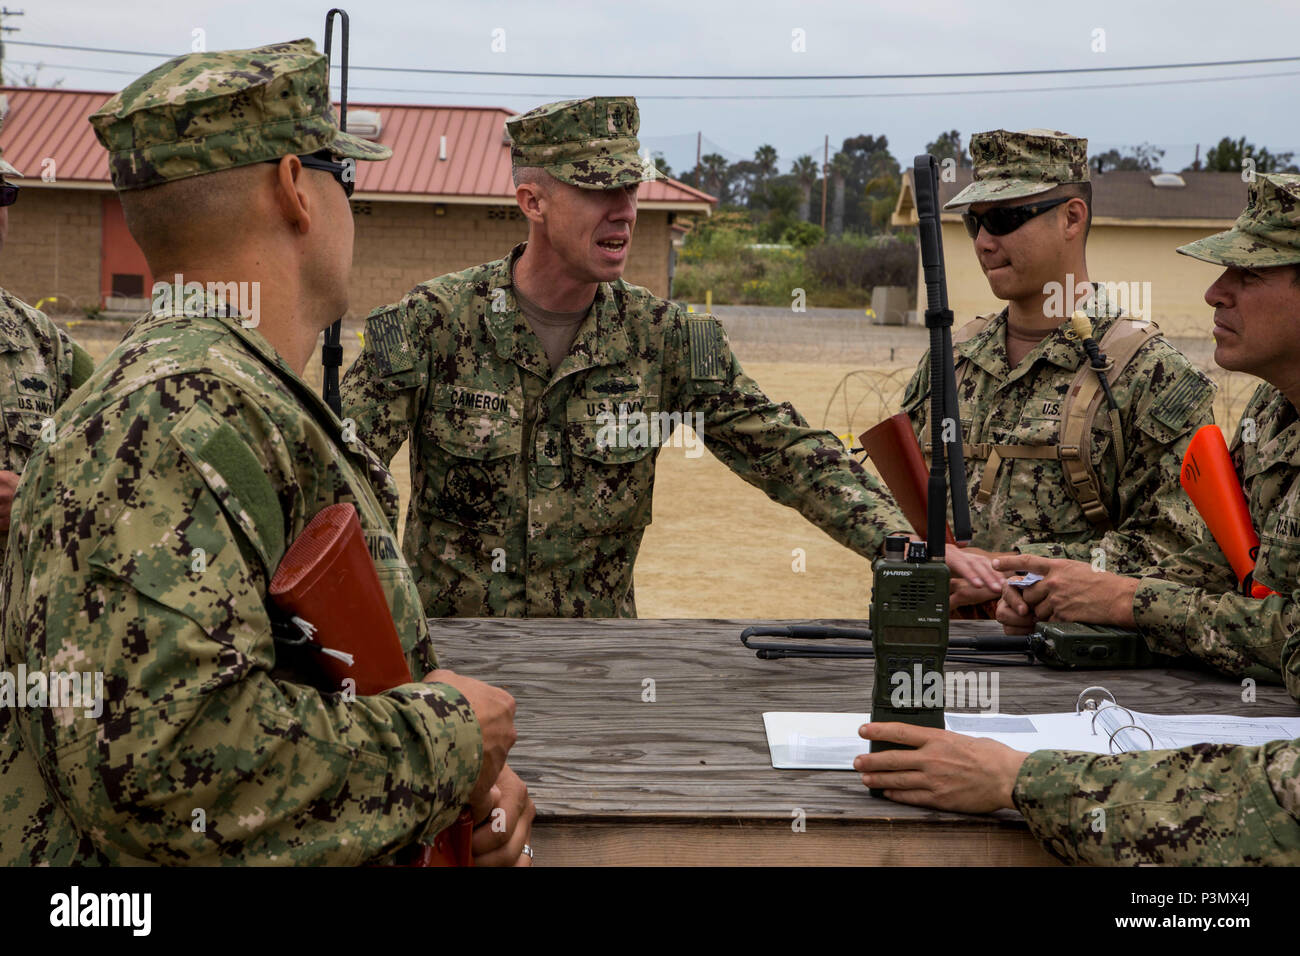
[12,0,1299,176]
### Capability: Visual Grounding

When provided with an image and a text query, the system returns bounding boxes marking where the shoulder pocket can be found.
[1137,365,1216,444]
[168,400,286,573]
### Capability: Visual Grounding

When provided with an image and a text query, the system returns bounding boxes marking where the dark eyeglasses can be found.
[961,196,1069,239]
[0,183,19,207]
[264,151,354,198]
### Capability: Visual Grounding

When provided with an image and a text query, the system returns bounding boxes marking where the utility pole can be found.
[695,131,701,187]
[820,134,828,231]
[0,8,23,83]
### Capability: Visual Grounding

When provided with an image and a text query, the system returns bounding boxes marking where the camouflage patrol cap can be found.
[1177,173,1300,268]
[944,129,1089,210]
[89,38,391,191]
[0,101,21,178]
[506,96,662,189]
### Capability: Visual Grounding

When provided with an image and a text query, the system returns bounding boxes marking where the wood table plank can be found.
[428,618,1297,865]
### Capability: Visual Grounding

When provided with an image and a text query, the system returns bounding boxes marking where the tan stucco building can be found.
[893,168,1250,338]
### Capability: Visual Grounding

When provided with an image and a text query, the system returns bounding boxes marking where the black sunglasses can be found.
[0,182,19,207]
[264,151,353,198]
[962,196,1069,239]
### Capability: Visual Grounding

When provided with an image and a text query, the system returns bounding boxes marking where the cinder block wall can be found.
[347,200,672,316]
[0,188,101,312]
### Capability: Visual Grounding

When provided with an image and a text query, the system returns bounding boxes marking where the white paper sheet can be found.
[762,708,1300,770]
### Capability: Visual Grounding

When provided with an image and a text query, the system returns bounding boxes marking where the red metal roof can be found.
[0,86,715,208]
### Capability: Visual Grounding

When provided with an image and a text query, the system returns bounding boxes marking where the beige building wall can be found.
[917,220,1230,339]
[0,188,101,312]
[348,200,673,316]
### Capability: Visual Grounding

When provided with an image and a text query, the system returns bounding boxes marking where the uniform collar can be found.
[486,241,631,385]
[1250,387,1300,469]
[132,304,348,432]
[961,290,1126,385]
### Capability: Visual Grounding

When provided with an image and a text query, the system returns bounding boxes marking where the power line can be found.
[19,58,1300,103]
[9,38,1300,81]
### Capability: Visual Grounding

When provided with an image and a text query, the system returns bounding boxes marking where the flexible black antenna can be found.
[321,8,350,417]
[912,155,972,550]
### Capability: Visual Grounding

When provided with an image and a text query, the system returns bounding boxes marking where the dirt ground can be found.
[63,313,1252,621]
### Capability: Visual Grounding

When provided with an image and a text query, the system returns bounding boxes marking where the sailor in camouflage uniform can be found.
[0,40,529,865]
[855,174,1300,865]
[901,130,1214,607]
[0,112,94,556]
[1001,173,1300,691]
[341,96,1001,618]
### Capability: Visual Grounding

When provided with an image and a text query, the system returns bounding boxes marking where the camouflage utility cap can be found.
[0,100,21,178]
[1177,173,1300,268]
[507,96,662,189]
[945,129,1089,209]
[89,38,391,191]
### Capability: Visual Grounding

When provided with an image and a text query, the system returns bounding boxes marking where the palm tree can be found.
[829,151,851,236]
[699,153,730,202]
[791,155,818,222]
[753,145,779,183]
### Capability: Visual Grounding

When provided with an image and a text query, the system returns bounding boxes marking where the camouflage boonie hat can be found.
[944,129,1089,210]
[0,100,21,178]
[89,38,391,191]
[506,96,662,189]
[1177,173,1300,268]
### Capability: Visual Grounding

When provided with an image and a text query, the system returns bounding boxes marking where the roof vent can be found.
[1150,172,1185,188]
[345,109,382,140]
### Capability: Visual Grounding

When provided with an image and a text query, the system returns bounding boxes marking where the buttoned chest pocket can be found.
[1,354,58,472]
[1,407,51,472]
[1000,413,1092,533]
[1255,479,1300,593]
[564,395,657,537]
[423,397,522,537]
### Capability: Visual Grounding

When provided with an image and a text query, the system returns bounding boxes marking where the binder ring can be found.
[1108,724,1154,754]
[1091,701,1134,736]
[1075,686,1117,714]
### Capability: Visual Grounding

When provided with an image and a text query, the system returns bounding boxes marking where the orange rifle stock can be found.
[1180,424,1275,599]
[269,503,475,866]
[860,413,957,545]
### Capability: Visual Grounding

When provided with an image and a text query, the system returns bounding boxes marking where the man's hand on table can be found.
[993,555,1140,634]
[469,763,536,867]
[0,469,18,532]
[855,723,1028,813]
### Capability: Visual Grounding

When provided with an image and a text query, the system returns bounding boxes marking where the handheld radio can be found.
[868,155,971,791]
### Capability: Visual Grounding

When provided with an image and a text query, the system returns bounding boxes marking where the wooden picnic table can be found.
[428,618,1297,866]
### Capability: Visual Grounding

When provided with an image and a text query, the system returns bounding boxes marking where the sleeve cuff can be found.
[386,680,483,839]
[1131,577,1194,656]
[1011,749,1093,864]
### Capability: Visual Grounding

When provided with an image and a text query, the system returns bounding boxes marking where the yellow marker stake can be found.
[706,289,712,314]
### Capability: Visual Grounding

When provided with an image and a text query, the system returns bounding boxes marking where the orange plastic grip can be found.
[269,503,413,696]
[270,503,474,865]
[1180,425,1275,598]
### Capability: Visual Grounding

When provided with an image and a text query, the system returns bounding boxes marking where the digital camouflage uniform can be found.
[341,97,910,618]
[903,129,1214,572]
[0,292,93,558]
[0,40,480,866]
[0,110,94,559]
[1012,173,1300,865]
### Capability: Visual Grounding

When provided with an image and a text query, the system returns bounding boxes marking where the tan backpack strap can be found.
[1058,319,1161,527]
[925,442,1059,505]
